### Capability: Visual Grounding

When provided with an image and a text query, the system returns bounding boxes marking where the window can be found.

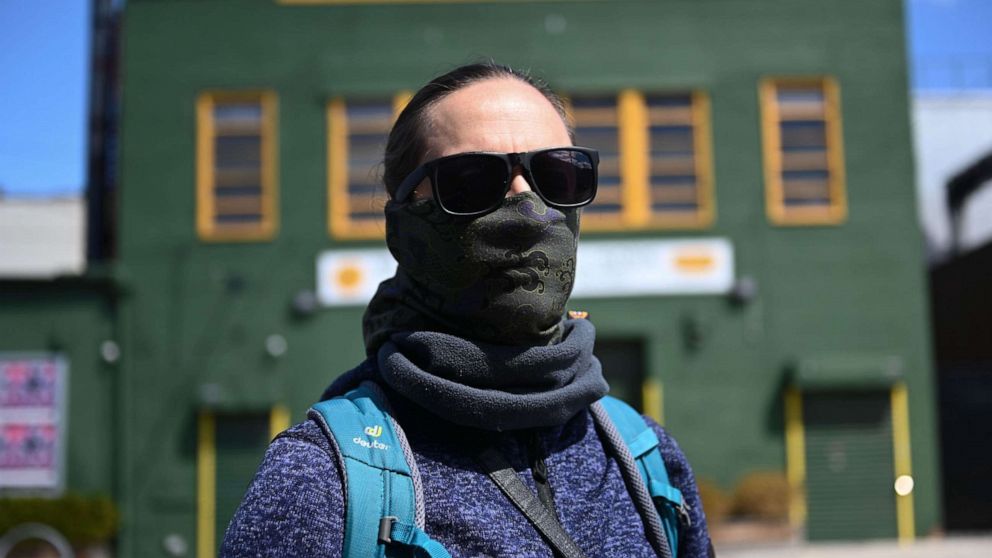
[760,78,847,225]
[328,93,410,239]
[570,95,624,228]
[196,91,278,241]
[570,89,714,231]
[646,92,714,227]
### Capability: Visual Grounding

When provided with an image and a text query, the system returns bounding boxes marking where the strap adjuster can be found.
[378,516,398,544]
[677,501,693,528]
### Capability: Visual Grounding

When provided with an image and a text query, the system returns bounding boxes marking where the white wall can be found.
[0,197,86,278]
[912,92,992,260]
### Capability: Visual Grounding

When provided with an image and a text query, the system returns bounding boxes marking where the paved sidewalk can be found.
[716,535,992,557]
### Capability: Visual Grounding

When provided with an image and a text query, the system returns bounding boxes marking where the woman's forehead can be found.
[423,78,571,159]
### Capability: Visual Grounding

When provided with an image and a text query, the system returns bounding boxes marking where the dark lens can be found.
[530,149,597,207]
[435,155,509,214]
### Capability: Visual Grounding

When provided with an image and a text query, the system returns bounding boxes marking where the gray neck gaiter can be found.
[376,319,609,431]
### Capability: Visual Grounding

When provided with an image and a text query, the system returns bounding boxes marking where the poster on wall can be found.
[0,354,67,492]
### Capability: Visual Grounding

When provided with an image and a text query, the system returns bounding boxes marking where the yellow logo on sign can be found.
[364,425,383,437]
[336,264,364,293]
[674,251,715,273]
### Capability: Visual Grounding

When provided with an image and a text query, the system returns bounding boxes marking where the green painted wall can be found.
[112,0,939,553]
[0,281,118,497]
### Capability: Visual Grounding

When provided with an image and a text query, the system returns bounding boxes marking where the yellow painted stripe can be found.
[195,94,215,240]
[197,412,216,558]
[260,91,279,239]
[784,387,807,527]
[759,79,786,225]
[691,91,716,228]
[618,89,649,227]
[822,76,848,224]
[642,379,664,426]
[327,98,349,238]
[280,0,601,4]
[891,383,916,544]
[270,404,291,440]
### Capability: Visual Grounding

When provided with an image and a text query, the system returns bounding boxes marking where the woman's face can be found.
[412,77,573,200]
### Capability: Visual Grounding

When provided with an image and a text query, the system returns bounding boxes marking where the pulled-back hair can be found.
[382,62,570,198]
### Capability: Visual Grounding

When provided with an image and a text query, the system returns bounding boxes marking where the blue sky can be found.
[0,0,990,196]
[908,0,992,89]
[0,0,90,197]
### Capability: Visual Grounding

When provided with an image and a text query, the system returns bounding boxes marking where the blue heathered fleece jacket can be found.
[221,373,712,557]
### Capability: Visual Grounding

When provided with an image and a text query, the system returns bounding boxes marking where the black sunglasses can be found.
[394,146,599,216]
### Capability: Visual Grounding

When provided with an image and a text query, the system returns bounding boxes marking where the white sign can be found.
[317,249,397,306]
[572,238,734,298]
[316,237,734,307]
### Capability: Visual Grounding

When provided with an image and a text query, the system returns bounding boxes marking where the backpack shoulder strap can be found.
[309,383,451,558]
[597,395,688,557]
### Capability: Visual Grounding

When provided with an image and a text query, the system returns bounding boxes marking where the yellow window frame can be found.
[279,0,591,5]
[644,90,716,229]
[642,378,664,426]
[327,92,412,240]
[760,77,847,226]
[196,91,278,242]
[783,384,915,542]
[565,92,625,231]
[575,89,715,232]
[197,405,290,558]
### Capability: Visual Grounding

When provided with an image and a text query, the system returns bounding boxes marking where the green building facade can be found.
[0,0,939,555]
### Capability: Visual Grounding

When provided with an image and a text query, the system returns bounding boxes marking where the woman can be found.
[222,63,713,558]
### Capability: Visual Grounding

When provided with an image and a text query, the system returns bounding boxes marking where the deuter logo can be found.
[364,425,383,437]
[352,436,390,451]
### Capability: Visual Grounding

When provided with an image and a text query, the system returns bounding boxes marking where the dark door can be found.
[804,390,897,541]
[214,412,271,546]
[596,338,647,412]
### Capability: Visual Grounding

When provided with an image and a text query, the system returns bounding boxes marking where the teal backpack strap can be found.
[310,382,451,558]
[597,395,688,557]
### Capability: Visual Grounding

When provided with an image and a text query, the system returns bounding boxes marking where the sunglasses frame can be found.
[394,146,600,217]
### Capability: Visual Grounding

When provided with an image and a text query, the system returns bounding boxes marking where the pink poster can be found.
[0,355,66,490]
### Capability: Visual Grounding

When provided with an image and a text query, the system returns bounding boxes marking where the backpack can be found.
[309,381,686,558]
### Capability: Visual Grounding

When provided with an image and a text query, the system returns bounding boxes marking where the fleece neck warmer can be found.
[374,318,608,431]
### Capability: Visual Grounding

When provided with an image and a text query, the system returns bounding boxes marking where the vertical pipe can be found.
[197,412,216,558]
[784,387,807,527]
[891,383,916,544]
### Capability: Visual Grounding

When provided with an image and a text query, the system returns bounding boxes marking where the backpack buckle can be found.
[378,516,398,544]
[677,501,693,528]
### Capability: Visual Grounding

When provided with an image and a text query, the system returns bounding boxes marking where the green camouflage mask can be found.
[362,191,580,352]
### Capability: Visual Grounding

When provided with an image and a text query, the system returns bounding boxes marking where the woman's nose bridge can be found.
[508,162,532,195]
[506,166,531,196]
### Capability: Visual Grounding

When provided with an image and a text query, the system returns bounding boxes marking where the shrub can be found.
[695,477,731,525]
[730,470,790,521]
[0,493,118,547]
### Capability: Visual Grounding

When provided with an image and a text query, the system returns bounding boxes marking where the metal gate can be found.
[803,390,897,540]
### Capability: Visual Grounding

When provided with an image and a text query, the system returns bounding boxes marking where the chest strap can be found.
[595,395,686,558]
[310,383,451,558]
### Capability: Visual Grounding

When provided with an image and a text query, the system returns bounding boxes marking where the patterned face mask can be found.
[362,191,580,350]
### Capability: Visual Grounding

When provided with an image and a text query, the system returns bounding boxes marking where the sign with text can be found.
[572,238,735,298]
[316,237,734,306]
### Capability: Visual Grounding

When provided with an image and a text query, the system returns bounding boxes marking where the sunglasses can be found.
[394,146,599,216]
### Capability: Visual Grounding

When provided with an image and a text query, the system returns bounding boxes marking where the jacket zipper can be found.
[528,431,559,519]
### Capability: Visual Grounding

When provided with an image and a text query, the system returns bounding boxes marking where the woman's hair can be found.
[382,62,570,198]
